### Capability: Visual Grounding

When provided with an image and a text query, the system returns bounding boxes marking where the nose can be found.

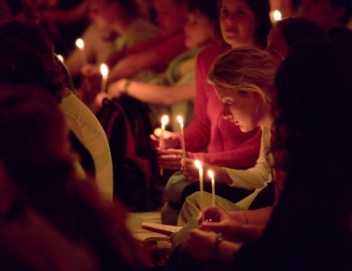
[222,104,232,119]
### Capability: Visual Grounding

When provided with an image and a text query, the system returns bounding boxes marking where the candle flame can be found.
[75,38,84,49]
[177,115,183,125]
[194,160,202,170]
[208,170,214,179]
[100,63,109,77]
[271,10,282,22]
[161,115,169,126]
[57,54,64,63]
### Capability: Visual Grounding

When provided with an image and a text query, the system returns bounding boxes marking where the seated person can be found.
[183,41,352,271]
[95,0,219,130]
[178,17,329,225]
[0,84,150,270]
[0,22,114,202]
[65,0,160,82]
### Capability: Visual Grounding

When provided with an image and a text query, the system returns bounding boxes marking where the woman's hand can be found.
[149,128,180,150]
[158,149,185,170]
[198,207,245,242]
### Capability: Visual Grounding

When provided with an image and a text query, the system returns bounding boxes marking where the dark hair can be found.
[245,0,272,48]
[275,17,329,50]
[272,41,352,172]
[330,0,352,25]
[103,0,140,18]
[0,22,66,101]
[188,0,218,21]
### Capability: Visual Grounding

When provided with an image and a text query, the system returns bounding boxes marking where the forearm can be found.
[230,206,273,225]
[108,51,161,83]
[125,81,194,105]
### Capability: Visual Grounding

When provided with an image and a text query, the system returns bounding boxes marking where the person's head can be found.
[0,84,71,192]
[273,41,352,167]
[218,0,272,49]
[296,0,352,30]
[208,47,278,132]
[88,0,140,29]
[154,0,189,35]
[266,17,329,63]
[0,22,66,101]
[183,0,218,49]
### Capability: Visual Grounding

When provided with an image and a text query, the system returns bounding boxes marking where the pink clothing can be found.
[184,44,261,169]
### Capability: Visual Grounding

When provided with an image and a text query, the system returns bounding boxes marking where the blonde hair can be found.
[208,47,278,108]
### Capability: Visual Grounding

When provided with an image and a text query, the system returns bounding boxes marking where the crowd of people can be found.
[0,0,352,270]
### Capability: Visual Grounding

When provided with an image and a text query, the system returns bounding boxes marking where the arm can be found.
[40,1,89,24]
[108,33,186,82]
[108,79,195,106]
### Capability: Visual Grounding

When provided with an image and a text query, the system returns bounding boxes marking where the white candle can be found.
[177,115,186,159]
[75,38,87,65]
[100,63,109,93]
[160,115,169,175]
[208,170,215,207]
[195,160,204,220]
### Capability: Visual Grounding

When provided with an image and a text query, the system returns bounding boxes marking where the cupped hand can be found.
[198,207,244,242]
[149,128,180,150]
[158,149,184,170]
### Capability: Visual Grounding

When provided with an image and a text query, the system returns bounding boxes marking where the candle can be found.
[270,9,282,23]
[195,160,204,220]
[100,63,109,93]
[177,115,186,159]
[75,38,87,65]
[208,170,216,207]
[160,115,169,175]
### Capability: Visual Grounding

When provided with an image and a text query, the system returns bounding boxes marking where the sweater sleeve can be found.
[224,127,272,190]
[182,45,220,151]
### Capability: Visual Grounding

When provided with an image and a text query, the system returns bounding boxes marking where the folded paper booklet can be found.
[141,222,182,236]
[127,212,181,245]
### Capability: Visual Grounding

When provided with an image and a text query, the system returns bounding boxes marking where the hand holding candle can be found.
[100,63,109,93]
[195,160,204,220]
[75,38,87,65]
[177,115,186,159]
[208,170,216,207]
[160,115,169,175]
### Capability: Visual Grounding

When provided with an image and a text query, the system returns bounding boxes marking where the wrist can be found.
[213,233,224,259]
[123,79,131,95]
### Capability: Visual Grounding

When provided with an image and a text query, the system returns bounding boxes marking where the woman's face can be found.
[183,10,216,49]
[219,0,258,48]
[216,87,264,132]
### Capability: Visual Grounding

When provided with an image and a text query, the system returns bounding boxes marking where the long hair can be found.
[208,47,278,108]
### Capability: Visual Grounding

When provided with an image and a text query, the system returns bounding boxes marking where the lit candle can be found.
[100,63,109,93]
[208,170,216,207]
[75,38,87,65]
[57,54,64,63]
[160,115,169,175]
[270,9,282,23]
[177,115,186,159]
[195,160,204,219]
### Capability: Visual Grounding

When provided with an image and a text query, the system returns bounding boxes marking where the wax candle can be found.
[177,115,186,159]
[100,63,109,93]
[195,160,204,218]
[160,115,169,175]
[75,38,87,65]
[208,170,216,207]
